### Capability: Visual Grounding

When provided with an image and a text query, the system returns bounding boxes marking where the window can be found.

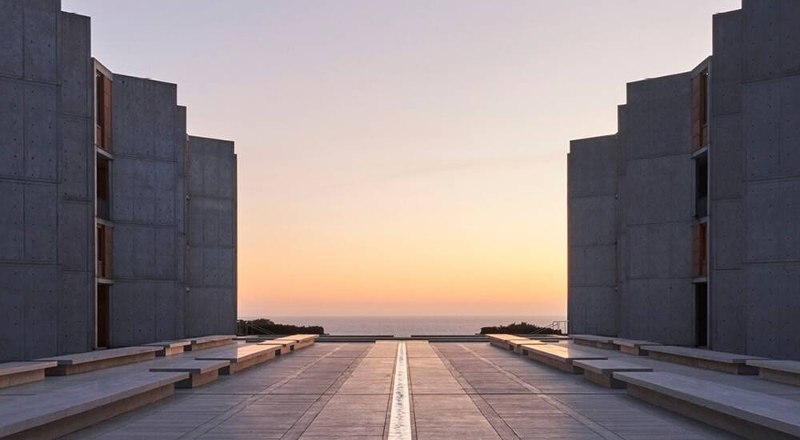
[695,155,708,218]
[97,156,110,219]
[692,223,708,278]
[97,224,112,278]
[95,71,112,150]
[692,70,709,149]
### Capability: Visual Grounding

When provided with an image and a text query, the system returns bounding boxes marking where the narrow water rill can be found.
[388,342,412,440]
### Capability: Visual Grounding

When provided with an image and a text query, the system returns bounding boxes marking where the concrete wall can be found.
[0,1,95,361]
[110,75,185,346]
[738,0,800,359]
[618,73,695,345]
[567,135,618,336]
[185,136,238,336]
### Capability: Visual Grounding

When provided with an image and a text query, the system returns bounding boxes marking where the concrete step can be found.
[521,345,607,374]
[0,361,57,389]
[745,360,800,387]
[571,334,618,350]
[37,346,162,376]
[195,344,280,374]
[572,359,653,388]
[646,345,767,375]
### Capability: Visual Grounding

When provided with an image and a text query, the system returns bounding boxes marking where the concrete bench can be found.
[511,340,549,354]
[745,360,800,387]
[614,371,800,440]
[522,345,607,374]
[195,344,280,374]
[38,346,162,376]
[256,340,293,355]
[573,359,653,388]
[0,361,57,389]
[273,334,317,350]
[186,335,235,351]
[486,334,530,350]
[612,338,661,356]
[571,334,618,350]
[150,359,230,388]
[646,345,766,375]
[141,340,192,357]
[0,371,188,440]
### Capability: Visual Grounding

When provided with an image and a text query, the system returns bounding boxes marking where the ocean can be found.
[241,315,567,336]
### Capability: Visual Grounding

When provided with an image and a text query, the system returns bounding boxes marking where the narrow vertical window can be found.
[692,223,708,278]
[95,71,112,150]
[692,70,709,150]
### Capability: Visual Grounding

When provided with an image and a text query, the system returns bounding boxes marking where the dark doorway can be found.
[695,283,708,347]
[97,284,110,348]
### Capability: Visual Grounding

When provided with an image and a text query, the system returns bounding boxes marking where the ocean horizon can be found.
[238,315,568,336]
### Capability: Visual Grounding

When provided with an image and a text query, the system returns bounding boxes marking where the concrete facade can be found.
[568,0,800,360]
[0,0,237,361]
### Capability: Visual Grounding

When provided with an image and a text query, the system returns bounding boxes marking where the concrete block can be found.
[710,114,742,199]
[711,10,742,116]
[0,79,24,178]
[58,271,91,354]
[0,181,24,260]
[0,0,23,77]
[23,0,58,83]
[60,115,91,199]
[568,245,616,287]
[58,201,90,271]
[745,180,800,262]
[568,195,616,246]
[710,269,746,354]
[59,12,91,117]
[568,286,618,336]
[743,78,800,180]
[710,199,743,270]
[154,282,178,341]
[23,265,59,359]
[24,83,58,180]
[567,135,617,198]
[624,155,694,225]
[24,183,57,262]
[0,267,25,361]
[745,263,800,359]
[621,278,694,345]
[742,0,800,82]
[626,222,692,280]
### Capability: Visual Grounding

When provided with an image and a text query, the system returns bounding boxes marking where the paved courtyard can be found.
[63,342,747,439]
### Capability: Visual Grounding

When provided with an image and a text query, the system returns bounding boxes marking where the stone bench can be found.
[614,371,800,440]
[195,345,280,374]
[612,338,661,356]
[140,340,192,357]
[745,360,800,387]
[0,361,57,389]
[646,345,766,375]
[186,335,235,351]
[521,345,607,374]
[571,334,618,350]
[38,346,162,376]
[0,371,188,440]
[572,359,653,388]
[150,359,230,388]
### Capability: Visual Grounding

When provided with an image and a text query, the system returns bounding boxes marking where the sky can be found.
[63,0,741,317]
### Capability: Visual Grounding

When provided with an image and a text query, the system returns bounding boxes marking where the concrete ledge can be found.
[272,334,317,351]
[38,347,161,376]
[150,360,230,388]
[573,359,653,388]
[746,360,800,387]
[512,341,548,354]
[612,339,661,356]
[0,371,188,440]
[615,371,800,439]
[571,334,618,350]
[196,345,279,374]
[256,341,292,355]
[141,340,192,357]
[646,346,765,375]
[187,335,235,351]
[0,362,57,389]
[522,345,607,374]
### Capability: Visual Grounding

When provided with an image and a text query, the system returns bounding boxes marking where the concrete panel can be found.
[710,199,743,270]
[568,196,616,247]
[624,155,694,225]
[0,79,25,177]
[0,181,24,260]
[626,222,693,280]
[24,183,57,262]
[568,245,616,287]
[185,288,219,337]
[743,78,800,180]
[711,10,742,116]
[742,0,800,82]
[745,263,800,360]
[59,12,91,117]
[112,75,178,158]
[0,266,25,361]
[0,0,23,77]
[154,281,178,341]
[568,287,618,336]
[621,278,694,345]
[110,281,158,347]
[24,83,58,180]
[567,135,617,198]
[58,201,91,272]
[154,161,176,224]
[23,265,59,359]
[710,114,743,200]
[23,0,58,83]
[60,115,90,199]
[624,73,692,161]
[710,270,746,354]
[59,271,92,354]
[745,180,800,262]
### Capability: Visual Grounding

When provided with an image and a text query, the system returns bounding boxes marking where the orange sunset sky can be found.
[64,0,741,317]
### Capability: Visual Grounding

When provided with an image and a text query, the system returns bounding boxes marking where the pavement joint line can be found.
[456,343,626,440]
[387,342,412,440]
[431,343,520,440]
[177,343,352,439]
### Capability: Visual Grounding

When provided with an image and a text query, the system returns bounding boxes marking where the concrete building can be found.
[568,0,800,360]
[0,0,237,361]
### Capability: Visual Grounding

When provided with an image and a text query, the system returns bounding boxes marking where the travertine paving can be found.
[62,342,757,439]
